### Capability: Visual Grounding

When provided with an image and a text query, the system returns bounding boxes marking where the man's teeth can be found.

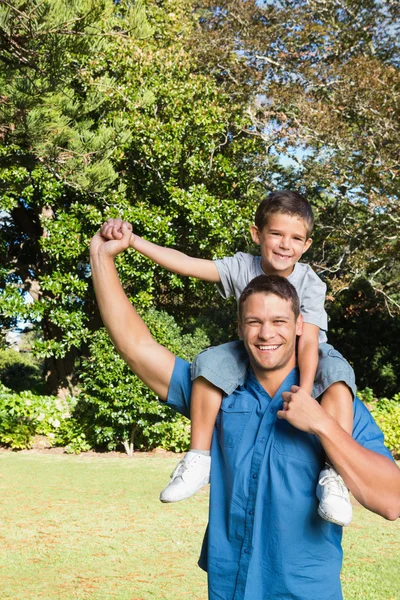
[258,345,279,350]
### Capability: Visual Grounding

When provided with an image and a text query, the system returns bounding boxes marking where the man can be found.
[90,221,400,600]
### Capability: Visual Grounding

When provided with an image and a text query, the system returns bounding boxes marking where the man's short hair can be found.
[254,190,314,238]
[239,275,300,321]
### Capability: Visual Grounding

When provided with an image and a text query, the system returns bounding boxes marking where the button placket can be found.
[233,402,275,600]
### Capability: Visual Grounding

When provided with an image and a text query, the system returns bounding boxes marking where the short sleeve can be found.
[214,253,259,301]
[353,398,395,461]
[300,271,328,332]
[214,254,242,299]
[164,357,192,419]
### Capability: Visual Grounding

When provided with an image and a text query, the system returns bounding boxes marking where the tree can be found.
[1,0,399,399]
[0,0,266,395]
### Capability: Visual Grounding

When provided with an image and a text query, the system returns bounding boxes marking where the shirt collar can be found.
[246,367,300,404]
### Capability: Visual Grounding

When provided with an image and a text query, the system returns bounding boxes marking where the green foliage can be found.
[0,383,75,449]
[359,389,400,458]
[78,308,209,453]
[0,349,45,394]
[0,0,399,404]
[328,280,400,397]
[53,417,92,454]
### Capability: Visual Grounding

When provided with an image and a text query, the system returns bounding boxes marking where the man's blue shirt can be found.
[166,358,393,600]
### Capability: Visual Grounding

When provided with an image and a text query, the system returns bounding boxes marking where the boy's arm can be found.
[90,222,176,400]
[278,384,400,521]
[101,218,220,282]
[297,323,320,395]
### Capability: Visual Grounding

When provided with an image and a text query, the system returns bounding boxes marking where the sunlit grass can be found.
[0,452,398,600]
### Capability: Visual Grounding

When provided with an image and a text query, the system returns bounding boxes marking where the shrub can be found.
[359,389,400,458]
[0,349,45,394]
[78,308,209,454]
[0,383,90,451]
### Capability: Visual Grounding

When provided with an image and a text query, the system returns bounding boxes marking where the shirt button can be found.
[228,404,233,408]
[252,473,258,479]
[259,437,266,443]
[269,408,274,413]
[244,548,250,555]
[249,509,254,516]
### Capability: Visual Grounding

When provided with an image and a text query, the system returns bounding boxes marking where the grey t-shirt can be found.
[214,252,328,344]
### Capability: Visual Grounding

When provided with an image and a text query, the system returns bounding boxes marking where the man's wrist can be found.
[311,410,337,439]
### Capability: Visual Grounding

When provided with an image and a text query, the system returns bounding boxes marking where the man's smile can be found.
[256,344,280,351]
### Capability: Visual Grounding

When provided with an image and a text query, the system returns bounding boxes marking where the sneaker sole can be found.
[317,505,351,527]
[159,478,209,504]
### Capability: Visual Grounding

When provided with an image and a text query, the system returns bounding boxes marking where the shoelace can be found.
[170,456,195,480]
[319,472,348,498]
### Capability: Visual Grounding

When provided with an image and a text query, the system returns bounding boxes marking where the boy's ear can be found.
[302,238,312,254]
[250,225,261,245]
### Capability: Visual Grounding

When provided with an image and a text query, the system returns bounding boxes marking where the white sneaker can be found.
[160,451,211,503]
[316,464,352,527]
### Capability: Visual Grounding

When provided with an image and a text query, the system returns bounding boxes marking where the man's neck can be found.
[252,360,297,397]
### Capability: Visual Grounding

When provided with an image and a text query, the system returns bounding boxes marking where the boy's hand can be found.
[277,385,328,434]
[90,219,133,259]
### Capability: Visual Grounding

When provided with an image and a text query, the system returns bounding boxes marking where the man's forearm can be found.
[278,384,400,521]
[90,242,175,400]
[314,413,400,520]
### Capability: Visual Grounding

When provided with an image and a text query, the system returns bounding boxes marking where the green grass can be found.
[0,452,398,600]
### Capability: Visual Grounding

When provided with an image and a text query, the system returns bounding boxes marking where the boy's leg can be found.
[313,344,357,527]
[317,381,354,527]
[190,377,222,450]
[160,377,221,503]
[320,382,353,436]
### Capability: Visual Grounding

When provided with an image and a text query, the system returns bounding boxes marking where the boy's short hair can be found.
[239,275,300,321]
[254,190,314,238]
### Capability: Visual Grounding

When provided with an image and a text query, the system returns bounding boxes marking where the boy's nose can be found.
[279,237,291,249]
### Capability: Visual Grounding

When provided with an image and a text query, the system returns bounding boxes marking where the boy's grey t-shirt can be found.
[214,252,328,344]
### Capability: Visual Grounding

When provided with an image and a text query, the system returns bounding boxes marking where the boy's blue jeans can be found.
[191,341,357,400]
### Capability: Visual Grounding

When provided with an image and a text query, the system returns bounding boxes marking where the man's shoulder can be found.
[164,357,191,419]
[353,397,394,461]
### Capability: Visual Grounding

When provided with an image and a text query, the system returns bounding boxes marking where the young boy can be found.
[102,190,356,527]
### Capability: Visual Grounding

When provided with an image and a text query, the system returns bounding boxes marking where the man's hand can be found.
[90,218,133,259]
[277,385,329,434]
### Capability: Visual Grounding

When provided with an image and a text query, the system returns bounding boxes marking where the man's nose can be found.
[258,322,275,340]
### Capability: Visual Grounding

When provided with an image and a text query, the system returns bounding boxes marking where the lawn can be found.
[0,451,398,600]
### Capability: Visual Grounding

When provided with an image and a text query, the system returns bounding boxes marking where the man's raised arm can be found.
[90,221,176,400]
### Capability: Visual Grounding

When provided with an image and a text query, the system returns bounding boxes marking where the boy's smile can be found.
[250,213,312,278]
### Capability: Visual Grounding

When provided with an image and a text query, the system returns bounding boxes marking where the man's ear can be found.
[295,314,303,337]
[238,316,243,340]
[250,225,261,245]
[302,238,312,255]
